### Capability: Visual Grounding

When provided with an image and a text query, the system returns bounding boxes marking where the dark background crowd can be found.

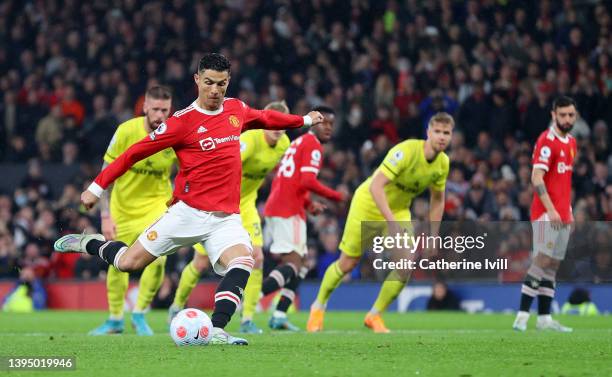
[1,0,611,292]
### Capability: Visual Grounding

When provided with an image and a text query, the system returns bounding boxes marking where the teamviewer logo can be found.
[199,137,215,151]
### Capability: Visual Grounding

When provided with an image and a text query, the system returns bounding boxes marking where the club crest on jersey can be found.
[229,115,240,128]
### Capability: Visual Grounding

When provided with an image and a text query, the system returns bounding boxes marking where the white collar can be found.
[192,100,224,116]
[550,125,569,144]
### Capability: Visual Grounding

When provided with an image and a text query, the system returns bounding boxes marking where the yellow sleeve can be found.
[430,154,449,192]
[240,131,256,163]
[103,127,124,164]
[379,143,410,181]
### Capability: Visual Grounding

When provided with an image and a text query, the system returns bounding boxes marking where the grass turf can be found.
[0,311,609,377]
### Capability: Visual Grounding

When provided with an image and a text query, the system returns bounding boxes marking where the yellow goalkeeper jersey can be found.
[239,129,290,210]
[103,117,176,223]
[352,139,449,220]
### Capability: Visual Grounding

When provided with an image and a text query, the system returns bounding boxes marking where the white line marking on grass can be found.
[269,328,612,335]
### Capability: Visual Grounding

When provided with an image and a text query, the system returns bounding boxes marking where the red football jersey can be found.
[530,126,577,223]
[264,132,343,219]
[93,98,307,213]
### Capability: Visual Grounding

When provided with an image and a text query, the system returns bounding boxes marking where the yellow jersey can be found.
[104,117,176,223]
[353,139,449,220]
[239,129,290,210]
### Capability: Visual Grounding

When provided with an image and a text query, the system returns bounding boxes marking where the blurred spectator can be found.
[426,281,460,311]
[35,105,64,158]
[74,254,106,280]
[1,267,46,313]
[561,287,599,316]
[0,1,610,284]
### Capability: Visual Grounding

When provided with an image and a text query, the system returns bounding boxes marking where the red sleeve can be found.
[298,140,342,201]
[300,173,343,202]
[94,117,183,189]
[532,136,556,173]
[241,102,305,131]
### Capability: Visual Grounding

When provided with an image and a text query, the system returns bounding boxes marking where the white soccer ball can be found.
[170,308,213,346]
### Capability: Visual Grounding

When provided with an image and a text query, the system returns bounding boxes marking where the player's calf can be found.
[211,250,254,330]
[269,266,307,332]
[261,263,298,295]
[85,239,156,272]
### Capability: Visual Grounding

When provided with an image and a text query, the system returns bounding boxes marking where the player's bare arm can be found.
[369,171,400,234]
[429,189,445,233]
[532,168,562,229]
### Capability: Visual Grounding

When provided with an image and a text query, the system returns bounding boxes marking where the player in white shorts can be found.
[513,96,578,333]
[261,106,345,331]
[53,53,324,345]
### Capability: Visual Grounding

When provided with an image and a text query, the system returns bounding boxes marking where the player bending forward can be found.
[167,100,291,334]
[513,96,577,333]
[53,53,323,345]
[307,112,452,333]
[261,105,346,331]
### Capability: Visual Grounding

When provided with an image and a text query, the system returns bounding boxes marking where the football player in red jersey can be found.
[513,96,578,333]
[53,53,324,345]
[261,106,346,331]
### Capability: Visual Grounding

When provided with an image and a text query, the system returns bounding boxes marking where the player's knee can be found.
[338,254,359,273]
[283,252,302,268]
[193,253,209,273]
[228,254,255,273]
[252,247,264,268]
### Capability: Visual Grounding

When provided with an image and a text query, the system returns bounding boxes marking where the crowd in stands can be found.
[0,0,611,287]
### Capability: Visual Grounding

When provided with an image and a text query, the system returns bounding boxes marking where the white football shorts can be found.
[264,215,307,257]
[531,213,571,260]
[138,200,252,275]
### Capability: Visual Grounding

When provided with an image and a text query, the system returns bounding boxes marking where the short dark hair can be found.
[552,96,577,111]
[146,85,172,100]
[312,105,335,115]
[198,53,231,73]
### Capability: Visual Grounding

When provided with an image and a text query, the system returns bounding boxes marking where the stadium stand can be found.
[0,0,610,290]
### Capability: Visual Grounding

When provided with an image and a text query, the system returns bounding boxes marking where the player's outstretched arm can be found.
[300,173,344,202]
[83,120,181,209]
[242,104,324,131]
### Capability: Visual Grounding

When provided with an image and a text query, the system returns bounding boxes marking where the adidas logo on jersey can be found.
[197,126,208,133]
[560,150,565,157]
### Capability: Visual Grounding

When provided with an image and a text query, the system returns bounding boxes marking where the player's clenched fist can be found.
[81,190,99,210]
[306,111,324,126]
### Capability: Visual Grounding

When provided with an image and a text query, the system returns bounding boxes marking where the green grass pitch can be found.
[0,311,610,377]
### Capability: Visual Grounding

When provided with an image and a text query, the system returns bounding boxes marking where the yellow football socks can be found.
[134,256,166,312]
[172,261,201,309]
[107,266,129,319]
[241,268,263,321]
[314,261,345,308]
